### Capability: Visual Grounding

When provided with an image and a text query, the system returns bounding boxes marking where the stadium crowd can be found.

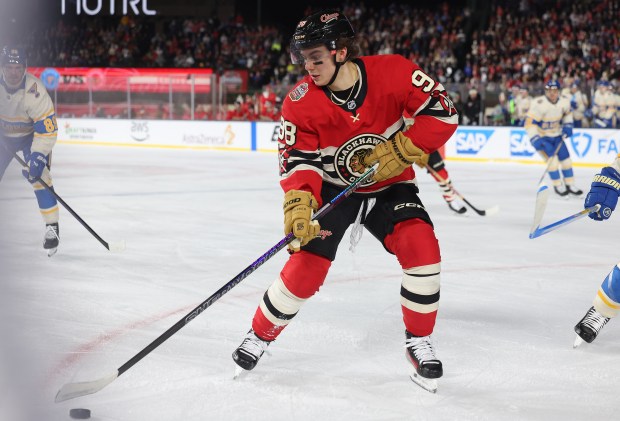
[22,0,620,125]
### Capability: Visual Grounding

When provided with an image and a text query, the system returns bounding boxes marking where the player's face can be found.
[299,46,336,86]
[545,87,559,103]
[2,63,26,87]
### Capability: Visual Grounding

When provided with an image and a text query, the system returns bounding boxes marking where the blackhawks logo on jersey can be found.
[334,133,385,186]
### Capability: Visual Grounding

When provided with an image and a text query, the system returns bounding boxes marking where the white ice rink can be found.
[0,144,618,421]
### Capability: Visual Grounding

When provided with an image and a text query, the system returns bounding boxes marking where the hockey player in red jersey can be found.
[232,9,458,392]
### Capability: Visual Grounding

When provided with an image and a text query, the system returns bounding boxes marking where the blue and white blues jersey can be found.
[0,72,57,155]
[525,95,573,139]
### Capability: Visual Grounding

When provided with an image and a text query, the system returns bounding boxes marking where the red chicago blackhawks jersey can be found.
[278,54,458,204]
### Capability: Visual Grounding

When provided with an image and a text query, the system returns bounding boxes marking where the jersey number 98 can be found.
[279,117,297,146]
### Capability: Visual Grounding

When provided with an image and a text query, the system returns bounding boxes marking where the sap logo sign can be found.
[455,129,493,155]
[570,132,592,158]
[509,129,535,157]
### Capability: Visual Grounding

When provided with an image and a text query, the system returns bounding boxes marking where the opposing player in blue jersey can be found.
[574,154,620,347]
[0,46,60,256]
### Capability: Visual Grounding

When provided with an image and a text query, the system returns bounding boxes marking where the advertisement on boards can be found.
[444,126,617,165]
[58,118,251,151]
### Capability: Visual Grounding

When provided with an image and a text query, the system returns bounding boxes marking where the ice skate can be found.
[232,329,271,376]
[405,331,442,393]
[446,197,467,215]
[43,223,60,257]
[574,306,610,347]
[554,185,569,198]
[566,185,583,197]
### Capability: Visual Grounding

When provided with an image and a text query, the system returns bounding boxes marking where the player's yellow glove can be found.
[414,152,430,169]
[361,132,426,182]
[283,190,321,252]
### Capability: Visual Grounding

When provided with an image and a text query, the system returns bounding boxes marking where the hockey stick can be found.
[536,140,564,185]
[54,164,379,403]
[529,204,600,239]
[14,153,125,252]
[425,165,499,216]
[529,183,550,235]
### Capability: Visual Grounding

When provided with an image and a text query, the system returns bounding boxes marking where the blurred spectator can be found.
[463,88,483,125]
[450,91,465,125]
[507,85,520,125]
[95,107,106,118]
[515,86,531,126]
[592,80,616,128]
[195,104,214,120]
[258,85,277,115]
[487,91,510,126]
[257,100,279,121]
[563,80,589,128]
[226,95,254,120]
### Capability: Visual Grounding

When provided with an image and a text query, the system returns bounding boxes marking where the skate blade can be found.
[47,248,58,257]
[573,335,585,348]
[233,365,246,380]
[409,372,438,393]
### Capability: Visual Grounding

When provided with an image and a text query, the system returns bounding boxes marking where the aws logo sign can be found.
[509,129,535,157]
[455,129,494,155]
[570,132,592,158]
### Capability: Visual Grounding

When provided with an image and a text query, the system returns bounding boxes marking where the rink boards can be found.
[57,118,619,166]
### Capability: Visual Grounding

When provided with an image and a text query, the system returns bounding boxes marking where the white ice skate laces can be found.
[45,225,59,241]
[239,331,270,357]
[405,335,437,362]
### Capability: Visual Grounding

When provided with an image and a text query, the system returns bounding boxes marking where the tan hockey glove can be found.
[414,152,430,169]
[361,132,426,182]
[283,190,321,252]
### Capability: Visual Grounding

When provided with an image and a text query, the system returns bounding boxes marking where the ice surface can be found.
[0,144,618,420]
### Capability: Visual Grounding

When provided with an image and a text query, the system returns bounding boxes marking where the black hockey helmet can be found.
[290,10,355,64]
[0,46,27,67]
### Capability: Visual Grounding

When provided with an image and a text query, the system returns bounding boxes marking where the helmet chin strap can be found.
[326,56,343,87]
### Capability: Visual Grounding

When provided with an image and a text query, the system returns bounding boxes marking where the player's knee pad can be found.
[259,276,307,327]
[386,219,440,269]
[280,250,331,298]
[401,263,441,315]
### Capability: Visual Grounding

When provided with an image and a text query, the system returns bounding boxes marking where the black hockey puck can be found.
[69,408,91,419]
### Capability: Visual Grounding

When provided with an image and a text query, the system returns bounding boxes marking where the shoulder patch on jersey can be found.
[27,82,40,98]
[289,82,309,102]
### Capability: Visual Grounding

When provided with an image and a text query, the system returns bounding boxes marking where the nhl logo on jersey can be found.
[334,133,385,186]
[346,100,356,110]
[289,83,309,102]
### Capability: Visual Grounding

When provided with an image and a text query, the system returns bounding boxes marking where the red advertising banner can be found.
[28,67,215,93]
